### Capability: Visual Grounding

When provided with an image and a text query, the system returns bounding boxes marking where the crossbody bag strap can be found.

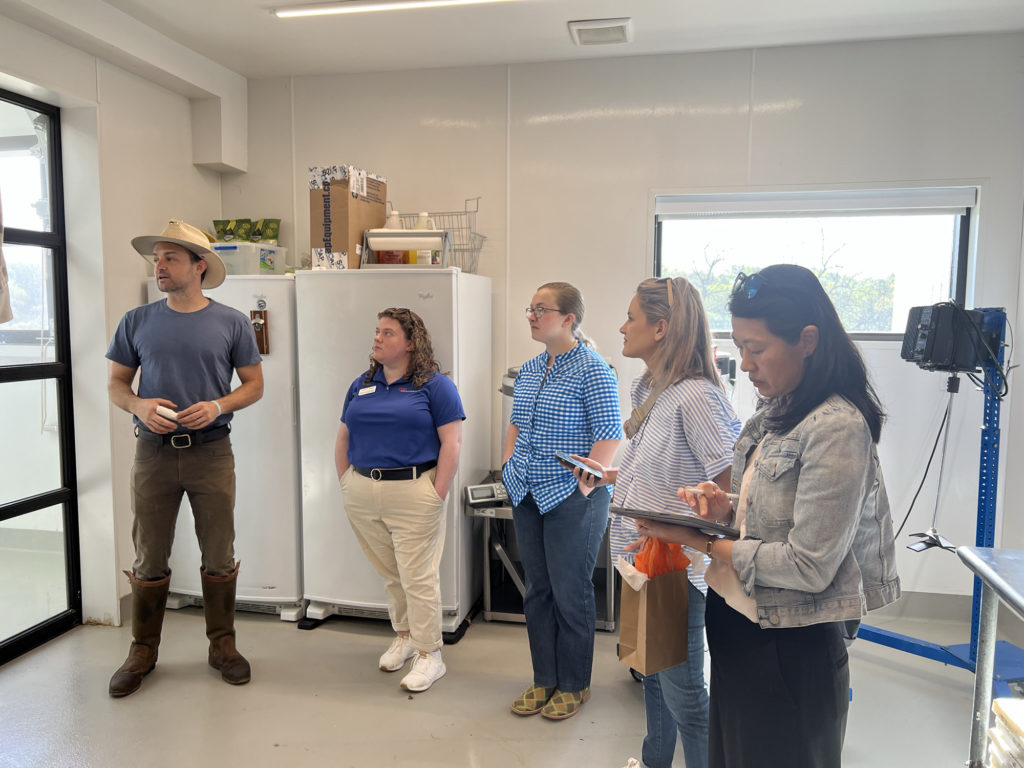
[623,379,671,439]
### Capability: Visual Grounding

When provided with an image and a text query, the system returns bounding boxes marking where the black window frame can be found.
[0,87,82,666]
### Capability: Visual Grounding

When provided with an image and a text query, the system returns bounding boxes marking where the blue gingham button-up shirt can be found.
[503,342,623,513]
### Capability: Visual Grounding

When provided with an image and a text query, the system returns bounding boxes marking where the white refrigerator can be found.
[148,275,305,621]
[296,268,491,635]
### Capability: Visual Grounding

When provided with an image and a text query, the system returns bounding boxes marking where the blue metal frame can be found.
[859,309,1024,695]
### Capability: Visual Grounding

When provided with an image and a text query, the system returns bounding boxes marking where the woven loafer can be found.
[510,684,556,716]
[540,687,590,720]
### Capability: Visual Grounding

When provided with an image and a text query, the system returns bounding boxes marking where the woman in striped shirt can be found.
[576,277,740,768]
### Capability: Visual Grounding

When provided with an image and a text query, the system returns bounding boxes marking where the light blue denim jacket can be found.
[730,394,901,629]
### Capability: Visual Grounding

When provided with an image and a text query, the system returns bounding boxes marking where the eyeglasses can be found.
[731,271,766,300]
[525,306,563,319]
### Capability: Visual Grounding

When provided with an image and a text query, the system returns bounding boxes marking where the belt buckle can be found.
[370,468,383,481]
[170,433,192,449]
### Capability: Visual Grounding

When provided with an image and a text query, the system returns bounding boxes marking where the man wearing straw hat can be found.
[105,220,264,697]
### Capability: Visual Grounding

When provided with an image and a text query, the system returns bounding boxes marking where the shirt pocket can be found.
[754,438,800,527]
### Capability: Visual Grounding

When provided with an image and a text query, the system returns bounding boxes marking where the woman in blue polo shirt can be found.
[335,307,465,694]
[503,281,622,720]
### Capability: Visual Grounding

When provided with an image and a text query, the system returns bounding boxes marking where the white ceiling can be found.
[45,0,1024,78]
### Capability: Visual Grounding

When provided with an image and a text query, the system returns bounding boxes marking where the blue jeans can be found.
[642,583,709,768]
[513,487,609,692]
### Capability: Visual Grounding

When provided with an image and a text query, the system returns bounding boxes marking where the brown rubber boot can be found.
[108,570,170,698]
[201,562,251,685]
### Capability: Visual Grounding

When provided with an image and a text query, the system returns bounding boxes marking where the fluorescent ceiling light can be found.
[274,0,516,18]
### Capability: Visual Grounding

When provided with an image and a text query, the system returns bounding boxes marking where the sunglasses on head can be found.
[731,272,766,300]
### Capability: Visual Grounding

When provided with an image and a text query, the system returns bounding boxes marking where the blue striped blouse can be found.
[609,374,741,593]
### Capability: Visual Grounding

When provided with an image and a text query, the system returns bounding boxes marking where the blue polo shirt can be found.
[503,342,623,513]
[341,368,465,468]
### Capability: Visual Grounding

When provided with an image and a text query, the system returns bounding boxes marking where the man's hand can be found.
[134,398,179,434]
[176,401,220,430]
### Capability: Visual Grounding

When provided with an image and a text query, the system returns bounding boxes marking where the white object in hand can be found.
[156,405,178,421]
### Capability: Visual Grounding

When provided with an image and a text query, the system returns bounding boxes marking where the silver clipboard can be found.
[610,506,741,540]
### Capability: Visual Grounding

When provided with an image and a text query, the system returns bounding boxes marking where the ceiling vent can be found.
[567,17,633,46]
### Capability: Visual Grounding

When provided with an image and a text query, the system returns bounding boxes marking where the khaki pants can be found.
[130,435,236,581]
[340,467,446,651]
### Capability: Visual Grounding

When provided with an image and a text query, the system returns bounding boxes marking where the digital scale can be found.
[464,481,509,507]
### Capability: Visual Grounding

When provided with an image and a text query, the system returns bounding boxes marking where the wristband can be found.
[213,400,222,417]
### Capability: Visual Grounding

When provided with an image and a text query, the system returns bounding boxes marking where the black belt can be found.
[136,424,231,449]
[354,460,437,481]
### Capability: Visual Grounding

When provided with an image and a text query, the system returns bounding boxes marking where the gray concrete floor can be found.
[0,605,980,767]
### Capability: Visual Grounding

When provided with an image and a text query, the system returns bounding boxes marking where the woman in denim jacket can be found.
[637,264,900,768]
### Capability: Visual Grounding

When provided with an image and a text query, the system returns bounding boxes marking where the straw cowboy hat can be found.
[132,220,226,289]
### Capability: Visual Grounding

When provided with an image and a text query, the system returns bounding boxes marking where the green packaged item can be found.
[251,218,281,243]
[213,219,253,242]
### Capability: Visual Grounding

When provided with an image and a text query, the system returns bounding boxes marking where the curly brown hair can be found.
[363,307,441,389]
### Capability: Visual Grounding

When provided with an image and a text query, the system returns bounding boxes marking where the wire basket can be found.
[399,197,485,273]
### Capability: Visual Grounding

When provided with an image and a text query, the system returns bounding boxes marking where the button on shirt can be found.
[503,342,622,513]
[342,368,465,468]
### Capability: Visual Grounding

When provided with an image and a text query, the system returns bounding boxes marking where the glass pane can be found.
[0,244,55,363]
[660,214,956,332]
[0,98,51,231]
[0,379,61,505]
[0,505,68,642]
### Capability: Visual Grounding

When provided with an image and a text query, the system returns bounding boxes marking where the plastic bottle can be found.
[384,211,403,230]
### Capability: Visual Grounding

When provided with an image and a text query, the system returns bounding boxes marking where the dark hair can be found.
[363,307,440,389]
[728,264,884,442]
[189,251,207,283]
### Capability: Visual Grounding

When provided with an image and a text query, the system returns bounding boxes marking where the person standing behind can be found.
[335,307,464,693]
[106,220,264,698]
[503,281,622,721]
[577,277,740,768]
[638,265,900,768]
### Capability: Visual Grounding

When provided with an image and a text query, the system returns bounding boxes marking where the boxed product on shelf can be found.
[213,242,288,275]
[309,164,386,270]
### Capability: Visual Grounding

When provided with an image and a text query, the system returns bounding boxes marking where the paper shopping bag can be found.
[617,569,689,676]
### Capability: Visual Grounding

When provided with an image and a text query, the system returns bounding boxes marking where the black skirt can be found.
[705,588,850,768]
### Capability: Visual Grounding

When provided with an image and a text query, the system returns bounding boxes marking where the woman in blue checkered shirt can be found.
[502,281,623,721]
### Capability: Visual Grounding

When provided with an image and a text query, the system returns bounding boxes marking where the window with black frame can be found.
[654,188,973,335]
[0,87,81,666]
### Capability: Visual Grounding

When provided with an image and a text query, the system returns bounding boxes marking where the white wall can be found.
[231,33,1024,598]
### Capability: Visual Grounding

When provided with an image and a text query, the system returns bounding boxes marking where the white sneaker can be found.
[379,635,417,672]
[400,650,446,692]
[621,760,641,768]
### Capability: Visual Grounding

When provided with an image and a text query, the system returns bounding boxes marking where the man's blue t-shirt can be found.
[341,368,465,468]
[106,298,262,432]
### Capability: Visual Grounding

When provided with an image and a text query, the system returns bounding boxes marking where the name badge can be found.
[358,385,376,396]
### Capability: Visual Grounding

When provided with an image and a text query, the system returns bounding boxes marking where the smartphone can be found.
[554,450,602,479]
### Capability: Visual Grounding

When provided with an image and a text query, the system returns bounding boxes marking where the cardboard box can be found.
[309,165,387,269]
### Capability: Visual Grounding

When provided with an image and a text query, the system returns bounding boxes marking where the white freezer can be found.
[295,268,491,634]
[147,275,304,621]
